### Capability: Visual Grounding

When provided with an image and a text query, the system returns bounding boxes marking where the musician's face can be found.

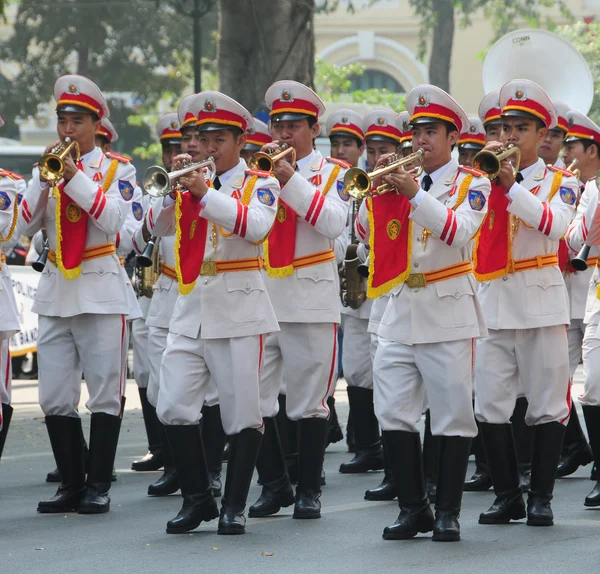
[198,128,245,175]
[269,118,320,161]
[181,127,203,162]
[501,117,546,158]
[366,140,397,172]
[564,140,597,178]
[329,136,364,167]
[162,142,181,171]
[57,111,100,153]
[412,122,458,172]
[539,127,565,165]
[458,147,480,168]
[94,136,111,154]
[484,123,502,143]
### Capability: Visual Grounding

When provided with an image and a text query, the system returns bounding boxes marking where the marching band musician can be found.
[479,91,503,142]
[473,80,577,527]
[328,109,382,476]
[149,91,280,536]
[241,119,272,166]
[555,110,596,480]
[0,114,22,464]
[538,101,570,168]
[457,116,486,168]
[356,110,410,503]
[367,86,490,542]
[132,112,183,497]
[18,75,137,515]
[249,80,350,521]
[563,110,600,506]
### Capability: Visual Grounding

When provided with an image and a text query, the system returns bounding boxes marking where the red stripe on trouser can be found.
[119,315,126,400]
[321,324,338,418]
[561,325,572,425]
[258,334,264,429]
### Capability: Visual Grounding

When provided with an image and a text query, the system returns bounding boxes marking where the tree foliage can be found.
[0,0,194,149]
[556,21,600,126]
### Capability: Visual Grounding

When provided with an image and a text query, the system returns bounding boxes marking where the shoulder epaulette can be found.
[245,168,271,178]
[459,166,486,178]
[0,168,24,180]
[326,157,351,169]
[106,152,132,163]
[548,165,575,177]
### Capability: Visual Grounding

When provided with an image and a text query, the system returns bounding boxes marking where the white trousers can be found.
[568,318,585,380]
[341,315,373,390]
[475,326,570,425]
[1,339,11,405]
[147,325,219,409]
[373,337,476,436]
[132,317,150,389]
[156,331,263,434]
[581,322,600,406]
[260,323,338,421]
[38,314,127,417]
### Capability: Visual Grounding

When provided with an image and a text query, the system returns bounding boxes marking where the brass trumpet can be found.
[249,144,296,172]
[39,138,81,183]
[144,157,216,198]
[343,149,425,200]
[472,144,521,180]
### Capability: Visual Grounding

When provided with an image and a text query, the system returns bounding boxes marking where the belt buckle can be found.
[200,260,217,276]
[407,273,426,289]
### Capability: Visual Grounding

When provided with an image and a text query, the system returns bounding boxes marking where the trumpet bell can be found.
[39,138,80,183]
[472,145,520,180]
[344,168,371,199]
[249,144,296,172]
[143,158,216,197]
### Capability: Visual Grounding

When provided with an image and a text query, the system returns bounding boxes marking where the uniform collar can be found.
[296,149,323,173]
[217,158,246,189]
[83,146,104,169]
[419,158,457,188]
[520,158,545,182]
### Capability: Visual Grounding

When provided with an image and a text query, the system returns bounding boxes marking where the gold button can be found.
[414,263,419,269]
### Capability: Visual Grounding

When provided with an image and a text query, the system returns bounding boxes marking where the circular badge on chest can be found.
[66,203,82,223]
[386,219,401,240]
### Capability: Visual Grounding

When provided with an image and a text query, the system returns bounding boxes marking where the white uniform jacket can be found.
[566,177,600,325]
[18,147,136,318]
[148,158,280,340]
[263,150,350,324]
[369,159,490,345]
[478,159,577,330]
[145,234,179,330]
[0,173,21,339]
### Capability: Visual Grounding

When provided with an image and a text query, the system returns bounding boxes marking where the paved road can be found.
[1,373,599,574]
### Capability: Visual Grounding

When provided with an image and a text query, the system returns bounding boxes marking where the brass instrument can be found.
[571,244,591,272]
[33,237,49,273]
[339,198,367,309]
[249,143,296,172]
[135,236,162,298]
[472,144,521,180]
[343,149,425,200]
[39,138,81,183]
[143,157,216,197]
[567,159,580,182]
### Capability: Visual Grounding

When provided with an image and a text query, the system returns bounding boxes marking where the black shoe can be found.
[478,422,525,525]
[0,403,14,460]
[293,418,328,519]
[464,465,493,492]
[526,422,565,527]
[38,416,86,514]
[250,417,294,517]
[383,501,434,540]
[340,387,383,473]
[148,468,180,496]
[131,388,163,471]
[164,424,217,533]
[218,428,263,535]
[478,491,526,524]
[381,430,433,539]
[557,442,594,477]
[249,476,295,517]
[166,491,219,533]
[582,405,600,507]
[431,436,471,542]
[327,395,344,446]
[365,433,396,501]
[423,411,440,506]
[46,468,61,483]
[202,404,226,499]
[78,413,122,514]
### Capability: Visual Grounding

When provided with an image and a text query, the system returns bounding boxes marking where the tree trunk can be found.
[428,0,454,93]
[219,0,315,114]
[77,39,90,77]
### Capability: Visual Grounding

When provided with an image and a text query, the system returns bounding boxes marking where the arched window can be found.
[349,69,404,93]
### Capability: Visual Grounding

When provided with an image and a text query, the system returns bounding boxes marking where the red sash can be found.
[175,192,209,295]
[264,164,340,278]
[53,159,119,280]
[473,171,563,281]
[366,193,412,298]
